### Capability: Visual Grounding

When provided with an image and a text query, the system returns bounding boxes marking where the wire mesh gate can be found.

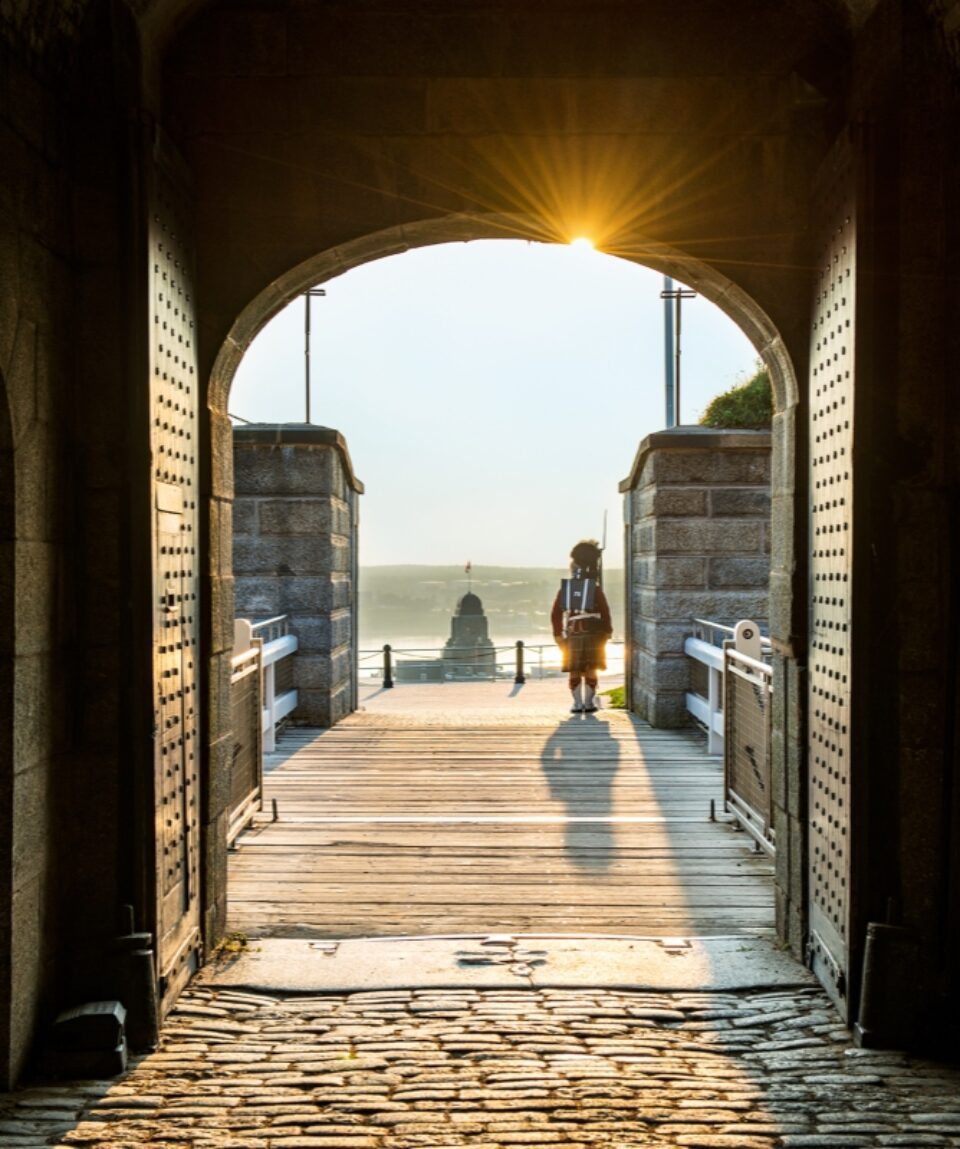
[228,646,263,846]
[723,641,775,854]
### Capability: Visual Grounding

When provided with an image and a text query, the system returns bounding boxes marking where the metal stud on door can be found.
[807,144,856,1016]
[150,135,201,1009]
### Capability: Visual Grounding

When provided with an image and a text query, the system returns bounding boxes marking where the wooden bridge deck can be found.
[228,704,775,939]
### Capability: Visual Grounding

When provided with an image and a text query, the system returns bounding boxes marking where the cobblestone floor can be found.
[3,984,960,1147]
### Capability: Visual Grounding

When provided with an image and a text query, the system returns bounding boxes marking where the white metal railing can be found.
[685,618,775,854]
[234,616,299,753]
[685,619,772,751]
[260,630,298,751]
[683,633,724,754]
[251,614,290,644]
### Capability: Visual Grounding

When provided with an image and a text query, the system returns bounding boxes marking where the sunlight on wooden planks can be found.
[227,709,775,939]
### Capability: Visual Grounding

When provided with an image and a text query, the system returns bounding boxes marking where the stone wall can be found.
[233,426,363,727]
[0,5,144,1086]
[621,427,771,728]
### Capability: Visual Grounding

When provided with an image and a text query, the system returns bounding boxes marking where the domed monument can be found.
[443,591,497,676]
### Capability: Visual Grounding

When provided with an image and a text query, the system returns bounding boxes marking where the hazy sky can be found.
[230,240,759,567]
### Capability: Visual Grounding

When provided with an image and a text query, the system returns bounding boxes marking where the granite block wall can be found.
[233,425,363,727]
[620,427,771,728]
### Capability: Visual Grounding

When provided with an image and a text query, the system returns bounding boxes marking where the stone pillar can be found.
[233,425,363,727]
[620,427,771,727]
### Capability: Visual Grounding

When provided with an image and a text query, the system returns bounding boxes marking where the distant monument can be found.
[443,592,497,677]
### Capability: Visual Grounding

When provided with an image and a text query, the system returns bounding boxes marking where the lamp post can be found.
[304,287,326,424]
[659,279,697,426]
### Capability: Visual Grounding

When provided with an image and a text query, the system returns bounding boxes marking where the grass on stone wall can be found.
[700,364,772,429]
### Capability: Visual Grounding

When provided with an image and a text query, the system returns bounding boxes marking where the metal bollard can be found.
[515,640,526,685]
[383,643,394,689]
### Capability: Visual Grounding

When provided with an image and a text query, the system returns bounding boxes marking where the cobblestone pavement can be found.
[3,984,960,1148]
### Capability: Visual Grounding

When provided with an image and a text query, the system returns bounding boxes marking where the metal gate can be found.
[150,134,201,1009]
[807,141,856,1016]
[724,622,775,854]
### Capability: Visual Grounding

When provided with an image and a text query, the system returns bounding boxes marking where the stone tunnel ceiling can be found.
[10,2,960,70]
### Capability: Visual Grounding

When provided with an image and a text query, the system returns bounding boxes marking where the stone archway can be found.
[203,215,803,960]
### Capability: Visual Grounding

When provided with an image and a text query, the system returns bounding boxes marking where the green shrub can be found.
[700,364,772,429]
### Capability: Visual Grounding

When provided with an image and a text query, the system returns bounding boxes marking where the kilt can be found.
[562,629,607,673]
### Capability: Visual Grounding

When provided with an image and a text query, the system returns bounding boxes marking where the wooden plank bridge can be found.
[228,695,775,940]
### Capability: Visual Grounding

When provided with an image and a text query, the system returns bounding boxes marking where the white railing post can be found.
[707,661,722,755]
[263,659,277,753]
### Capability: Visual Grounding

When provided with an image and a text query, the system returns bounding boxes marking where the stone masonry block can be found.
[637,487,708,518]
[651,519,764,555]
[15,541,57,656]
[769,491,795,575]
[291,610,351,654]
[217,497,233,578]
[12,762,49,888]
[329,644,353,684]
[633,620,693,657]
[233,442,336,497]
[290,616,331,654]
[209,573,235,655]
[234,575,281,618]
[631,684,652,723]
[634,523,655,555]
[232,499,258,536]
[653,449,770,486]
[13,652,60,775]
[295,687,333,727]
[259,498,333,535]
[635,651,690,691]
[330,572,354,609]
[293,655,332,690]
[767,569,794,644]
[707,556,770,588]
[233,535,343,576]
[208,651,233,749]
[328,680,353,726]
[635,556,707,588]
[637,588,768,624]
[11,874,45,1079]
[331,497,352,536]
[277,576,336,613]
[643,690,689,729]
[647,689,693,726]
[207,734,234,823]
[211,413,234,501]
[709,488,770,517]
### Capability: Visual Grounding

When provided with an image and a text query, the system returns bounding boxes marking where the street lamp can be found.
[304,287,326,424]
[660,278,697,426]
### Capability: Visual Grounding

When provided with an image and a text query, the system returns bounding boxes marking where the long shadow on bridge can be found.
[227,682,775,940]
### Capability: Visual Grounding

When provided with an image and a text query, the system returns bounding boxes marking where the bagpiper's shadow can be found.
[541,713,619,872]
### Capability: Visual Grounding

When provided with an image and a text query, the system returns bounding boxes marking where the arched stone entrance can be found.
[202,217,805,981]
[1,0,959,1087]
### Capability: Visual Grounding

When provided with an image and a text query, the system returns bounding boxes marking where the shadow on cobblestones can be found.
[3,984,960,1147]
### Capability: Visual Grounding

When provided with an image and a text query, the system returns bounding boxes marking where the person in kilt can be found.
[551,539,613,713]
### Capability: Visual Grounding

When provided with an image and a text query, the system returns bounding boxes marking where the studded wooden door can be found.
[150,138,201,1008]
[807,143,856,1018]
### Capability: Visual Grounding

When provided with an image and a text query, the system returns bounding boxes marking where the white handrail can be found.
[260,632,298,752]
[684,635,724,755]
